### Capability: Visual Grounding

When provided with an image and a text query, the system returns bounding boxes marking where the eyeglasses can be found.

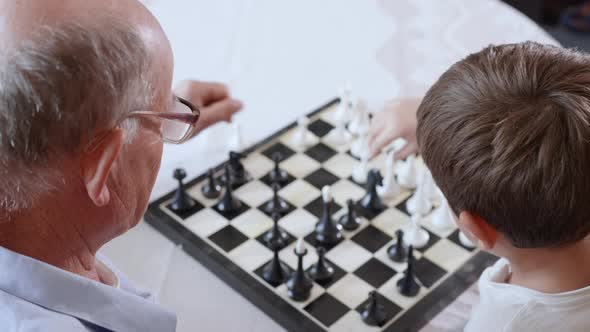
[128,96,201,144]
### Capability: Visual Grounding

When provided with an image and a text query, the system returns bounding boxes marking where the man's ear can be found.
[81,129,125,207]
[457,211,498,250]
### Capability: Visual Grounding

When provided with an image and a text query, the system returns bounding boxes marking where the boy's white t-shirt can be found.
[465,258,590,332]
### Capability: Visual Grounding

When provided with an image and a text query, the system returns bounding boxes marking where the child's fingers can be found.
[395,141,418,160]
[369,130,395,158]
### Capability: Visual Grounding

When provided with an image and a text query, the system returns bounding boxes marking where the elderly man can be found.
[0,0,242,331]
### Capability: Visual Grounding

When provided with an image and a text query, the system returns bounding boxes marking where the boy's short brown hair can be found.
[417,42,590,248]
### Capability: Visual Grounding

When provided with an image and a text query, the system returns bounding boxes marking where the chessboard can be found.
[145,98,498,332]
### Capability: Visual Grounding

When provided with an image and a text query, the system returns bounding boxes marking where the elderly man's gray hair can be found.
[0,18,153,213]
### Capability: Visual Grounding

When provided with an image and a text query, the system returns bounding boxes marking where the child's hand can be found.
[368,97,421,158]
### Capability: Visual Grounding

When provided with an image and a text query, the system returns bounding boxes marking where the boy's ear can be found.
[81,129,125,207]
[457,211,498,250]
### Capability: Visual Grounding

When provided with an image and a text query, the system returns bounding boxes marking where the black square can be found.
[304,168,340,190]
[261,142,296,162]
[212,199,250,220]
[304,293,349,327]
[255,226,296,251]
[304,143,338,163]
[307,119,334,138]
[304,231,344,252]
[253,259,293,288]
[354,258,397,288]
[448,229,476,252]
[414,257,447,288]
[257,197,297,219]
[259,171,296,189]
[165,199,204,220]
[306,258,347,289]
[303,196,342,219]
[355,292,402,327]
[208,225,249,253]
[351,225,392,253]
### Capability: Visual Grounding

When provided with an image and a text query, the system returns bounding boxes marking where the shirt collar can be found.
[0,246,176,332]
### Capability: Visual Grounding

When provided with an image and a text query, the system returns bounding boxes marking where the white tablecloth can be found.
[102,1,557,331]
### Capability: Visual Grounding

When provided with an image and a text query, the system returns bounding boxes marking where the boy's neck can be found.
[506,239,590,293]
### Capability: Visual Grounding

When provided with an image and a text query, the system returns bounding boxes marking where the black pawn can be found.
[263,183,290,215]
[263,212,290,250]
[262,246,289,286]
[170,168,196,213]
[361,291,387,326]
[308,247,334,282]
[338,199,361,231]
[216,164,242,213]
[269,152,289,184]
[315,198,343,246]
[286,247,313,301]
[388,229,408,263]
[201,169,221,199]
[396,246,420,297]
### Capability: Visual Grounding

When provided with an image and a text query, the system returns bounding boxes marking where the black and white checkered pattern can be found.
[156,102,483,331]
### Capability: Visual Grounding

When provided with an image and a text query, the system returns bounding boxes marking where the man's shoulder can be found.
[0,290,91,332]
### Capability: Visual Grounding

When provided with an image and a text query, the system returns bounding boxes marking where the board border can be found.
[144,97,498,332]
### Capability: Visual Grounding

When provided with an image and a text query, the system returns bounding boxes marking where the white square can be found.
[234,180,273,208]
[327,274,374,309]
[242,153,274,179]
[231,209,274,238]
[379,273,427,309]
[372,208,412,237]
[318,104,340,125]
[280,153,321,178]
[328,311,381,332]
[280,240,318,270]
[228,240,273,271]
[280,180,321,207]
[325,240,373,272]
[183,209,228,238]
[330,179,365,207]
[279,209,317,238]
[423,239,472,272]
[323,153,359,179]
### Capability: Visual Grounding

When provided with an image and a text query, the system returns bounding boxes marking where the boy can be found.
[370,42,590,331]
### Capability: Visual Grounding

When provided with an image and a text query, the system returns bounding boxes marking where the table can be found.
[102,1,557,331]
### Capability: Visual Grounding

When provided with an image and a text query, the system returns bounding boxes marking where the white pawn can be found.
[397,154,418,189]
[406,168,433,216]
[352,152,370,184]
[459,231,476,248]
[348,99,370,135]
[377,149,401,199]
[350,130,369,159]
[404,213,430,249]
[325,117,352,146]
[291,116,314,149]
[422,169,441,205]
[333,84,353,124]
[431,197,455,231]
[228,122,245,152]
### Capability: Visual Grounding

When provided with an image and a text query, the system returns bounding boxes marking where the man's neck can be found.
[507,239,590,293]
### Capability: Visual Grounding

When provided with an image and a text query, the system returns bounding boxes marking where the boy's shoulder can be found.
[465,259,590,332]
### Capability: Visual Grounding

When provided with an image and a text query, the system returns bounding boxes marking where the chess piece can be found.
[388,229,408,263]
[170,168,197,213]
[406,168,433,216]
[315,186,343,246]
[263,183,290,215]
[333,83,353,124]
[263,212,290,250]
[397,154,418,189]
[360,291,387,326]
[287,238,313,301]
[422,169,441,205]
[404,214,430,249]
[397,246,420,297]
[431,197,455,231]
[269,152,289,184]
[350,131,369,159]
[226,151,249,188]
[216,164,243,213]
[291,116,314,149]
[324,118,352,146]
[308,247,334,282]
[338,199,361,231]
[348,98,370,135]
[359,169,388,213]
[228,122,245,152]
[352,153,370,184]
[201,168,221,199]
[262,246,290,286]
[459,231,476,248]
[377,149,401,199]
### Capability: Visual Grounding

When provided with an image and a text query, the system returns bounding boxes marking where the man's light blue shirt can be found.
[0,246,177,332]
